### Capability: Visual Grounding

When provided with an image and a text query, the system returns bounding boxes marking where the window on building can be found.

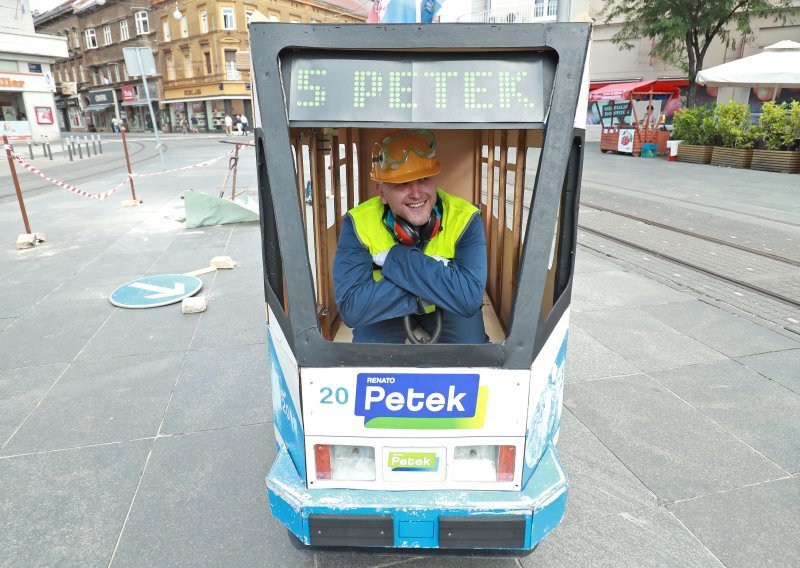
[181,15,188,38]
[135,11,150,35]
[120,19,130,41]
[102,25,112,46]
[79,64,86,82]
[72,31,80,48]
[166,54,175,80]
[200,10,208,33]
[246,9,254,25]
[162,19,170,42]
[85,29,98,49]
[268,13,279,22]
[221,6,235,30]
[69,107,84,128]
[92,69,99,85]
[204,51,212,74]
[113,63,120,82]
[184,53,193,78]
[224,49,239,80]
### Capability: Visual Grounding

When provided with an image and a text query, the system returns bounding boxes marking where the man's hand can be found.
[372,249,390,267]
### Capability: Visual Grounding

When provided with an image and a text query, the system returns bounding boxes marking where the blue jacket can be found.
[333,212,487,329]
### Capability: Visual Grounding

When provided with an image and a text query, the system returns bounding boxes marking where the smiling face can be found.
[377,176,438,226]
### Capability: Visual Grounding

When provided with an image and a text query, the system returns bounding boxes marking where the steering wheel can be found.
[403,311,442,344]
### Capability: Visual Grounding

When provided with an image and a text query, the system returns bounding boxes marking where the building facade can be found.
[150,0,366,133]
[0,0,68,141]
[447,0,800,108]
[35,0,161,133]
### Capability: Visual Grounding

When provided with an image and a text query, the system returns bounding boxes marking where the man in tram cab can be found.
[333,129,488,344]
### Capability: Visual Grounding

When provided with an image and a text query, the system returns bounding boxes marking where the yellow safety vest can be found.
[349,189,479,281]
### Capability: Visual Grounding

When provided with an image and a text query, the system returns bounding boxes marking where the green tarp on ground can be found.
[184,191,260,228]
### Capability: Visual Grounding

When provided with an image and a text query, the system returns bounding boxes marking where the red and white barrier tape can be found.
[133,143,251,178]
[8,150,129,200]
[4,143,252,201]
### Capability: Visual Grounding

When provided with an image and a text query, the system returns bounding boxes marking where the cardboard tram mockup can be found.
[250,22,591,550]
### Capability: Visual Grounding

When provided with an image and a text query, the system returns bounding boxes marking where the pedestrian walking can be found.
[235,114,243,136]
[240,114,249,135]
[180,117,189,134]
[111,116,120,133]
[224,114,233,136]
[190,115,199,134]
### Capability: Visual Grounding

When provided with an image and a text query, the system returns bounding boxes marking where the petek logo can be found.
[354,373,487,429]
[388,451,439,472]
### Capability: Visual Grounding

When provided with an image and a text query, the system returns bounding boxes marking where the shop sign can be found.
[88,89,114,105]
[0,76,26,89]
[28,63,43,73]
[35,106,54,124]
[0,121,32,140]
[184,88,201,96]
[600,102,631,120]
[617,129,635,153]
[0,73,56,92]
[122,86,136,101]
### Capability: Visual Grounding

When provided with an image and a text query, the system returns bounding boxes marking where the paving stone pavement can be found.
[1,138,799,567]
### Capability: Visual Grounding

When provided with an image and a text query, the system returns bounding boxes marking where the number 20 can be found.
[320,387,348,405]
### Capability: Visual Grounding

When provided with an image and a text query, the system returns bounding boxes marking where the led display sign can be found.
[283,51,554,124]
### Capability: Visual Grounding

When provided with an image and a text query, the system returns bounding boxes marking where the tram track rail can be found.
[580,202,800,269]
[487,185,800,315]
[577,224,800,312]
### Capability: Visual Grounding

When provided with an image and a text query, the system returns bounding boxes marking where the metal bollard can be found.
[77,142,83,159]
[84,136,90,157]
[46,143,53,160]
[91,135,97,155]
[27,141,33,160]
[96,135,102,154]
[67,144,73,161]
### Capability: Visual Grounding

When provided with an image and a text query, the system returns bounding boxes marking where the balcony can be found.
[225,63,240,81]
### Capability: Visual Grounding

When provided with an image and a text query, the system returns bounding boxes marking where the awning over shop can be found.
[589,80,682,101]
[83,103,114,112]
[121,100,155,107]
[164,95,252,104]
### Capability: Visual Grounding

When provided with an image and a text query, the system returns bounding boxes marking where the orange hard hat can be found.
[370,129,441,184]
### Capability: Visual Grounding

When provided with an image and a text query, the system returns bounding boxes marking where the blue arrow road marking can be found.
[129,281,186,299]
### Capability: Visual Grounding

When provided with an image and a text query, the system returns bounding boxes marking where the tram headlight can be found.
[314,444,376,481]
[452,445,516,482]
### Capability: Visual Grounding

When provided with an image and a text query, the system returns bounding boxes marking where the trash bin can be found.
[640,143,657,158]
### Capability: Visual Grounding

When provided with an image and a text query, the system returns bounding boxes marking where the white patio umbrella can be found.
[696,40,800,98]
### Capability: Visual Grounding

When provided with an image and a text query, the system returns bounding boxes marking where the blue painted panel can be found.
[399,520,434,538]
[267,444,567,549]
[522,331,569,487]
[268,333,306,481]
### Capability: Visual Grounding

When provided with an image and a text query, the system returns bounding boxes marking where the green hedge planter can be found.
[711,147,753,169]
[750,149,800,174]
[676,144,714,164]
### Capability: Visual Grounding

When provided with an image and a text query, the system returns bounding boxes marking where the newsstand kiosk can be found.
[250,22,591,550]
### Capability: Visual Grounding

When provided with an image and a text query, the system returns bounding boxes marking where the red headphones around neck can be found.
[382,197,443,247]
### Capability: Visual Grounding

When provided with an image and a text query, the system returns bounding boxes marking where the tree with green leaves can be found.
[602,0,793,107]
